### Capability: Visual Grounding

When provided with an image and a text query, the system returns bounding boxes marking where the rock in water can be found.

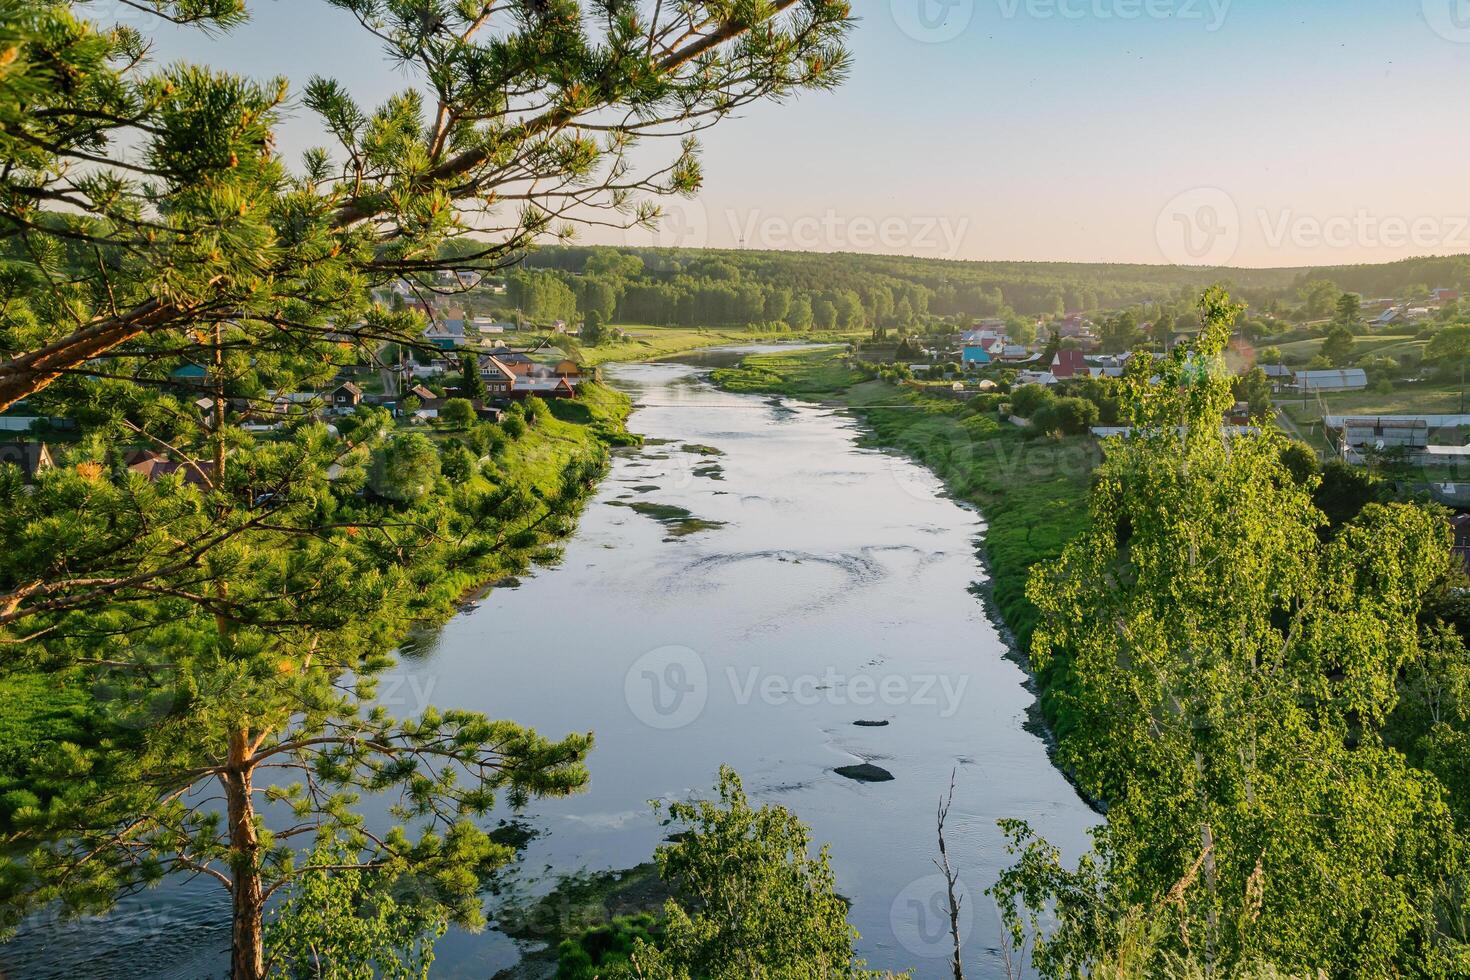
[834,763,894,783]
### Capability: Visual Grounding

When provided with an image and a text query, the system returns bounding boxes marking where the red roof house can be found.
[1051,349,1088,380]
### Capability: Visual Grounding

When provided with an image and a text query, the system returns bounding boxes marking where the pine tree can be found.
[0,3,854,976]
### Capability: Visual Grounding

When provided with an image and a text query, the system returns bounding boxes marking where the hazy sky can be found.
[141,1,1470,269]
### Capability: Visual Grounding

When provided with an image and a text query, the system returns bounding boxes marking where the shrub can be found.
[1030,396,1099,436]
[439,398,476,428]
[367,432,441,504]
[555,913,661,980]
[523,395,550,424]
[1009,384,1057,418]
[439,441,477,482]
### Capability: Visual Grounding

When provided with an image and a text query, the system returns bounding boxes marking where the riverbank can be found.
[712,347,1099,762]
[576,324,860,367]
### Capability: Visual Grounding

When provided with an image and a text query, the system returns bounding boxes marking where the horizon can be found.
[141,1,1470,269]
[521,241,1470,276]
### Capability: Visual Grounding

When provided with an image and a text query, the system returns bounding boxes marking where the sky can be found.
[138,0,1470,269]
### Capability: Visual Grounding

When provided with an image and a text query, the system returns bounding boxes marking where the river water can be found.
[2,349,1095,978]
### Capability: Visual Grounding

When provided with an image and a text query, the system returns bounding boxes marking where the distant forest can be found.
[456,242,1470,329]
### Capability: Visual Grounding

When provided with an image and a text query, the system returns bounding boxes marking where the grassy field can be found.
[714,348,1094,710]
[572,324,861,368]
[1277,380,1470,426]
[1268,332,1423,363]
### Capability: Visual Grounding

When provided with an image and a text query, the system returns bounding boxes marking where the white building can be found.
[1294,368,1368,392]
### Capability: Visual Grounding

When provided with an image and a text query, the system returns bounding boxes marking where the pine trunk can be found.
[224,729,265,980]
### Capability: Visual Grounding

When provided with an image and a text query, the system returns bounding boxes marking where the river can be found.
[2,349,1095,978]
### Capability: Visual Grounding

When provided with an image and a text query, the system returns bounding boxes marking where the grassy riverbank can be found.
[576,324,861,367]
[714,348,1097,741]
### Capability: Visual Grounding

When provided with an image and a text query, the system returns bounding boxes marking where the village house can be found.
[271,391,320,416]
[479,356,518,396]
[1335,416,1429,453]
[422,318,466,351]
[1050,349,1089,380]
[961,342,992,367]
[127,449,214,486]
[512,376,577,400]
[1294,368,1367,393]
[1259,364,1294,390]
[0,440,54,481]
[1371,308,1404,329]
[170,363,208,384]
[332,381,364,409]
[484,346,536,376]
[471,401,506,422]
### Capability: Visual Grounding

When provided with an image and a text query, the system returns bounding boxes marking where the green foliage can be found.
[1321,323,1355,364]
[266,836,448,980]
[999,287,1466,976]
[0,2,851,976]
[609,767,897,979]
[439,397,476,429]
[582,309,607,347]
[460,355,488,403]
[1426,324,1470,365]
[556,913,662,980]
[367,432,441,503]
[439,441,476,482]
[1009,383,1056,418]
[1232,366,1274,418]
[1029,396,1098,436]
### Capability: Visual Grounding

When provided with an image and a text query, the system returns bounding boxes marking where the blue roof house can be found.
[422,318,466,351]
[962,344,992,366]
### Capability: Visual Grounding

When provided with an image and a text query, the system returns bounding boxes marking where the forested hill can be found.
[491,243,1470,321]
